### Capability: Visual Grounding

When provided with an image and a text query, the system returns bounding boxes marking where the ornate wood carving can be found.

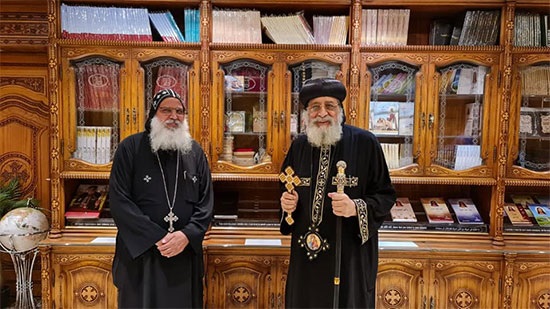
[0,12,48,48]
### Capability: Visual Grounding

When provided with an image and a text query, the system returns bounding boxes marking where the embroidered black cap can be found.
[145,89,185,132]
[298,78,347,108]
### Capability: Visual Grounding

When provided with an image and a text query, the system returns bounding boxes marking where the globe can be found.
[0,207,49,253]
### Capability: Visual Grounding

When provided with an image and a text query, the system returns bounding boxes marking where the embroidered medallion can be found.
[298,225,329,260]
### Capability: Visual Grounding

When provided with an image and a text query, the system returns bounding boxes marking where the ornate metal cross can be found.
[164,210,179,232]
[331,161,358,193]
[279,166,301,225]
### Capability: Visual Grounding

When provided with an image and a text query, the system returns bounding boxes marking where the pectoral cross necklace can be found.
[156,151,179,232]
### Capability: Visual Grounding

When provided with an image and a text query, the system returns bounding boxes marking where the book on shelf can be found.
[149,11,185,42]
[514,11,544,47]
[184,8,201,43]
[453,145,482,171]
[361,9,409,46]
[429,19,453,45]
[458,10,500,46]
[528,204,550,227]
[260,12,315,44]
[225,75,245,92]
[212,9,262,43]
[380,143,400,170]
[511,194,536,217]
[369,101,399,135]
[449,26,462,45]
[398,102,414,136]
[313,15,348,45]
[226,111,246,133]
[381,221,487,233]
[448,198,483,224]
[66,217,115,227]
[463,102,481,137]
[543,14,550,47]
[74,126,113,165]
[521,66,550,96]
[503,203,532,226]
[61,4,152,41]
[390,197,417,222]
[519,107,538,136]
[65,184,109,219]
[420,198,454,224]
[536,108,550,137]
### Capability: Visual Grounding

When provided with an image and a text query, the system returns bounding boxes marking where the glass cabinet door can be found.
[430,62,489,173]
[288,60,341,139]
[138,57,196,134]
[514,63,550,174]
[368,61,418,172]
[214,58,274,172]
[70,56,123,167]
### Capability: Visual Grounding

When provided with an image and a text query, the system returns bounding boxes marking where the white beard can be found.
[304,108,343,147]
[149,116,193,153]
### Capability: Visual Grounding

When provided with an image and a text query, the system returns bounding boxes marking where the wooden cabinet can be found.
[39,239,116,309]
[210,50,349,174]
[504,252,550,309]
[377,250,501,309]
[26,0,550,308]
[204,245,289,309]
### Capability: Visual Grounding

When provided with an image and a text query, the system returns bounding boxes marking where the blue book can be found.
[448,198,483,224]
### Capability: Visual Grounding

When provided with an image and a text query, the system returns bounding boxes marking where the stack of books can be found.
[232,148,255,166]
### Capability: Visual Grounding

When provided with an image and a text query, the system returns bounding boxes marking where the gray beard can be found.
[149,116,193,153]
[304,109,343,147]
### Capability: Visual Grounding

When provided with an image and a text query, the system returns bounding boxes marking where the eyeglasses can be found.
[158,107,185,116]
[308,103,339,113]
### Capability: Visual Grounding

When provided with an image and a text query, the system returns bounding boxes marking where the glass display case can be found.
[368,61,418,170]
[434,62,488,171]
[514,63,550,173]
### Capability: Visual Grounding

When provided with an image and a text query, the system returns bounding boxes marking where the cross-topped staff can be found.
[331,160,347,309]
[279,166,301,225]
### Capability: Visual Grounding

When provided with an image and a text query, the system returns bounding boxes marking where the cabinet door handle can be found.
[280,111,285,129]
[428,113,434,129]
[126,108,130,125]
[270,293,274,308]
[132,107,137,125]
[422,295,426,309]
[277,293,282,309]
[430,296,435,309]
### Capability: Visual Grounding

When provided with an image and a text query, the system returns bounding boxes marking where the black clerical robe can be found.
[109,132,213,308]
[280,124,396,308]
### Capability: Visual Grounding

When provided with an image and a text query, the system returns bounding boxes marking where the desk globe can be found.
[0,207,49,309]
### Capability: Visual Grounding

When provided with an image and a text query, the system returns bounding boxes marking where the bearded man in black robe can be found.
[279,78,396,308]
[109,89,213,308]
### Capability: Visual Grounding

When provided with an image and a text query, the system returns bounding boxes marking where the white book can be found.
[390,197,417,222]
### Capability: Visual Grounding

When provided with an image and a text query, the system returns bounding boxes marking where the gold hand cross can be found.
[279,166,301,225]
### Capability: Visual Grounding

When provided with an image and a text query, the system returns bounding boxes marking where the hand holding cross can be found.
[279,166,301,225]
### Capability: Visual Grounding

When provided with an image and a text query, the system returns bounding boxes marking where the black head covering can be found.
[298,78,347,108]
[145,89,185,132]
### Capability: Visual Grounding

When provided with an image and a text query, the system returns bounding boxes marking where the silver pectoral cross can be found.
[331,161,358,193]
[164,210,179,232]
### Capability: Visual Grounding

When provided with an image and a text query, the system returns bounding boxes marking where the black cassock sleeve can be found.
[179,143,214,255]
